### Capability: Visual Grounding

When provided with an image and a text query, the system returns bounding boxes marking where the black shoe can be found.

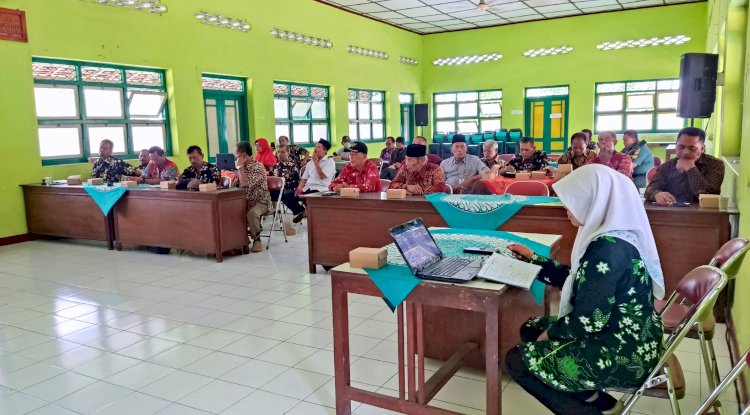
[293,211,306,223]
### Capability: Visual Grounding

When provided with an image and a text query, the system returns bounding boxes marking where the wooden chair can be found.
[444,183,453,194]
[259,177,287,250]
[654,156,663,167]
[504,181,550,196]
[614,265,729,415]
[695,347,749,414]
[379,179,391,192]
[647,166,658,183]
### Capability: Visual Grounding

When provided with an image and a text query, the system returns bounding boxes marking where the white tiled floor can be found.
[0,222,743,415]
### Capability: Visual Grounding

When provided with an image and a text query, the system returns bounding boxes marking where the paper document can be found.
[478,253,542,290]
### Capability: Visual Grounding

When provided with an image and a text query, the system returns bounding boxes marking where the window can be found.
[273,82,330,144]
[433,89,502,135]
[349,89,385,141]
[594,79,685,133]
[32,59,170,165]
[525,86,569,98]
[203,75,248,160]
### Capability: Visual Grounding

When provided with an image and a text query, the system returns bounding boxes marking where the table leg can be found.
[332,279,352,415]
[406,302,416,402]
[486,300,501,415]
[397,305,405,400]
[416,304,426,404]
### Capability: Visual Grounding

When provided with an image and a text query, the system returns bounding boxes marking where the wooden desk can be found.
[304,192,738,296]
[21,184,114,249]
[113,187,249,262]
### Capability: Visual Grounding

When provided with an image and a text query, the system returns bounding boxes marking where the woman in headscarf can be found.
[505,164,665,415]
[254,138,276,171]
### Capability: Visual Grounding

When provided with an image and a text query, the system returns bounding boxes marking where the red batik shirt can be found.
[591,152,633,178]
[329,159,381,192]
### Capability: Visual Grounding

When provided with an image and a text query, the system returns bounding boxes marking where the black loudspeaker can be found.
[677,53,719,119]
[415,104,429,126]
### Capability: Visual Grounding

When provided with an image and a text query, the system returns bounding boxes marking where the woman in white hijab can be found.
[505,164,665,415]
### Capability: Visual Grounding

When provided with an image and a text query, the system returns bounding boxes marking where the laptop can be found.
[216,153,236,171]
[389,218,482,283]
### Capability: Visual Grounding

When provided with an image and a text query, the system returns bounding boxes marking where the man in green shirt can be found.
[622,130,654,188]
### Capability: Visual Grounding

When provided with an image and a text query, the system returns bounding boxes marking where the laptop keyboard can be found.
[428,257,469,277]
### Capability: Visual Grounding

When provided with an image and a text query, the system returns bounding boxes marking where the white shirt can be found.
[301,156,336,192]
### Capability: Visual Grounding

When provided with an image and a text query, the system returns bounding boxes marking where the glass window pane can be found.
[32,62,77,81]
[436,104,455,118]
[225,103,240,149]
[81,66,122,84]
[126,70,162,87]
[456,92,478,102]
[38,126,82,158]
[657,113,684,130]
[292,100,312,119]
[597,115,623,131]
[84,87,124,118]
[349,123,358,139]
[479,90,502,100]
[435,93,456,103]
[458,102,478,117]
[292,123,310,143]
[311,101,327,120]
[436,121,455,134]
[206,105,220,157]
[372,103,383,120]
[348,102,357,120]
[34,85,79,118]
[627,94,654,111]
[128,91,166,119]
[399,94,413,104]
[132,124,166,150]
[359,123,372,140]
[275,123,290,140]
[312,124,328,141]
[597,95,624,112]
[274,98,289,120]
[481,119,501,132]
[87,125,126,156]
[626,113,653,130]
[357,102,371,120]
[372,92,384,102]
[372,122,384,139]
[457,120,478,134]
[657,92,678,109]
[596,83,625,93]
[479,102,501,117]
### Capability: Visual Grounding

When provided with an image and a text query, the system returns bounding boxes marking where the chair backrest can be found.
[500,154,514,163]
[380,179,391,192]
[504,181,550,196]
[647,166,658,182]
[267,176,284,192]
[495,130,509,142]
[446,133,456,142]
[444,183,453,194]
[709,238,750,272]
[433,133,446,143]
[509,128,523,141]
[470,133,483,144]
[483,131,495,140]
[653,156,663,167]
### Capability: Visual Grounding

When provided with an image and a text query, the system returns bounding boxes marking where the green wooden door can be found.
[525,96,569,153]
[203,92,248,161]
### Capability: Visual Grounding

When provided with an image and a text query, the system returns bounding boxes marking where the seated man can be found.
[502,137,549,173]
[440,134,489,194]
[644,127,724,205]
[91,139,137,184]
[269,144,303,219]
[558,132,597,169]
[131,146,179,184]
[295,139,336,222]
[379,137,396,165]
[178,145,220,189]
[413,136,441,165]
[591,131,632,178]
[381,137,407,180]
[330,141,381,193]
[334,136,352,161]
[389,144,446,195]
[277,135,309,167]
[581,128,599,153]
[136,148,150,170]
[622,129,654,188]
[236,141,271,253]
[481,139,505,174]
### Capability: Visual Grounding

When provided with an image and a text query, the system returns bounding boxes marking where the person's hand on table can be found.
[295,187,303,197]
[654,191,677,206]
[187,179,201,190]
[405,184,423,195]
[675,158,696,173]
[507,243,534,262]
[126,176,143,183]
[332,185,343,192]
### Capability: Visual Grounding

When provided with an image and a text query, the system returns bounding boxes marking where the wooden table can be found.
[113,187,249,262]
[21,184,114,249]
[304,192,738,297]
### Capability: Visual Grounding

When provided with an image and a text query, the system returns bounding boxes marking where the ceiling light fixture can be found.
[523,46,573,57]
[596,35,691,51]
[195,11,251,32]
[89,0,167,13]
[400,56,418,65]
[432,53,502,66]
[347,45,389,60]
[270,28,332,48]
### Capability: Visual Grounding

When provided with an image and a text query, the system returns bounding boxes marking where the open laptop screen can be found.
[390,218,442,273]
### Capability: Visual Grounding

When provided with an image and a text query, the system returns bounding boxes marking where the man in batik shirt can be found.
[502,137,549,172]
[131,146,179,184]
[178,145,220,189]
[269,145,303,216]
[329,142,381,192]
[277,135,309,167]
[91,139,137,184]
[236,141,272,253]
[559,132,597,170]
[389,144,445,195]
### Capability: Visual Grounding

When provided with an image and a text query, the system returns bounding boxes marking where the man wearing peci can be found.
[329,141,381,193]
[388,144,446,195]
[440,134,489,194]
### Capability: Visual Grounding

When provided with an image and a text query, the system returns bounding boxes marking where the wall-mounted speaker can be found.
[415,103,429,126]
[677,53,719,119]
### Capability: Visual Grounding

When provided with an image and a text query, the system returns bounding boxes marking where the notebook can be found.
[478,253,542,289]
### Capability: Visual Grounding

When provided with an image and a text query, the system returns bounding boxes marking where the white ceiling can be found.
[316,0,699,34]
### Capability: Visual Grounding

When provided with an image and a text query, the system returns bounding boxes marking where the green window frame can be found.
[202,74,249,162]
[273,81,330,145]
[32,57,171,166]
[348,88,386,141]
[433,89,502,135]
[594,79,686,134]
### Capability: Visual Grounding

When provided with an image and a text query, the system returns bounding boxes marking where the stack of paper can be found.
[478,253,542,289]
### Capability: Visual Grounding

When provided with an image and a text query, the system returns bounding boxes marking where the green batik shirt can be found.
[520,236,663,392]
[91,156,136,184]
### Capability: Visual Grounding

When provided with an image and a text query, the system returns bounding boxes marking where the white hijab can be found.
[551,164,665,317]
